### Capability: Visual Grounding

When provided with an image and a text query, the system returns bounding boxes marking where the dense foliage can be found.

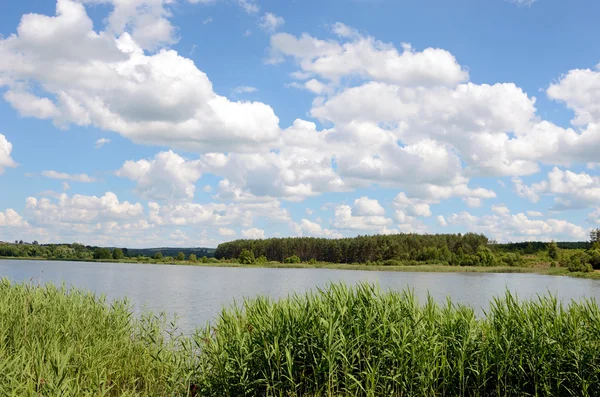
[215,233,521,266]
[4,280,599,396]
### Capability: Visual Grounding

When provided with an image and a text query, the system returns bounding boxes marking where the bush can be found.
[188,254,197,262]
[154,252,163,260]
[284,255,301,264]
[112,248,124,260]
[201,256,209,263]
[238,249,255,265]
[255,255,268,264]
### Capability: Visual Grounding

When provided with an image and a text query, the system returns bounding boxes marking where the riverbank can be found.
[2,279,599,396]
[2,255,600,279]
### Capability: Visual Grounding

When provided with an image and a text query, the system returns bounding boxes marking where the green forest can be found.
[3,230,600,273]
[215,231,600,272]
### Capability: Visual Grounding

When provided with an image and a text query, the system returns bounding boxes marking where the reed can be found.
[2,278,600,396]
[193,283,600,397]
[0,278,194,396]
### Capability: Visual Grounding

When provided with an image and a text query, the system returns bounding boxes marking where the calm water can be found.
[2,259,600,334]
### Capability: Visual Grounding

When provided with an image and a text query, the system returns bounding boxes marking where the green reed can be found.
[1,278,600,396]
[0,278,195,396]
[193,283,600,397]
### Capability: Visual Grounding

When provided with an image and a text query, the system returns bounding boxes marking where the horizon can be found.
[1,0,600,246]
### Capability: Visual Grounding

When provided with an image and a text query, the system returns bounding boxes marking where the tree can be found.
[591,229,600,244]
[238,249,255,265]
[93,248,112,260]
[547,241,559,260]
[188,254,197,262]
[154,252,163,260]
[112,248,124,260]
[177,252,185,261]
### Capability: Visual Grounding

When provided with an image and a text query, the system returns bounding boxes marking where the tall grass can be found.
[1,278,600,396]
[193,283,600,397]
[0,278,194,396]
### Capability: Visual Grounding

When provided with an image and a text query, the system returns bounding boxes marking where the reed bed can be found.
[1,278,600,396]
[0,278,194,396]
[193,283,600,397]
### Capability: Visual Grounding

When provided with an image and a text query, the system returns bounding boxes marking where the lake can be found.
[2,259,600,334]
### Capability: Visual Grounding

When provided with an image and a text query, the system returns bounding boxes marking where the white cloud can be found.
[352,196,385,216]
[260,12,285,33]
[25,192,144,225]
[233,86,258,94]
[203,185,212,193]
[269,30,468,87]
[218,227,236,236]
[437,215,447,227]
[331,22,360,39]
[42,170,97,183]
[527,211,543,217]
[491,204,510,216]
[507,0,537,7]
[514,167,600,210]
[0,209,28,227]
[333,204,392,231]
[242,227,264,239]
[117,151,202,201]
[293,218,342,238]
[237,0,259,14]
[447,209,588,242]
[0,134,17,174]
[0,0,281,153]
[62,182,70,191]
[95,138,110,148]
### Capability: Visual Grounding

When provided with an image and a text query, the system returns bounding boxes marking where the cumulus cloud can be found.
[0,209,28,227]
[117,151,203,201]
[293,219,342,238]
[447,208,588,242]
[352,196,385,216]
[42,170,97,183]
[333,204,392,231]
[269,30,468,86]
[514,167,600,210]
[25,192,144,225]
[0,0,281,153]
[0,134,17,174]
[242,227,265,239]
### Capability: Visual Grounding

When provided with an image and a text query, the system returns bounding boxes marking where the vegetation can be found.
[0,279,192,396]
[3,230,600,278]
[0,241,214,261]
[3,280,600,396]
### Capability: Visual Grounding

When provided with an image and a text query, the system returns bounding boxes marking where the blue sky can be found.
[0,0,599,247]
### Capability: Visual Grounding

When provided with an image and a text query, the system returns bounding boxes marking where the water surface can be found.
[2,260,600,334]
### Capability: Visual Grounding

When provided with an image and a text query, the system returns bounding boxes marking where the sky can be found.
[1,0,600,247]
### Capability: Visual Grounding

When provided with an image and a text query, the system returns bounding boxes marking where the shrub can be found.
[176,252,185,261]
[238,249,255,265]
[154,252,163,260]
[188,254,197,262]
[201,256,209,263]
[255,255,268,264]
[112,248,124,260]
[308,258,317,265]
[284,255,301,264]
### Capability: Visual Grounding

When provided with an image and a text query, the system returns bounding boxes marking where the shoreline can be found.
[2,255,599,279]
